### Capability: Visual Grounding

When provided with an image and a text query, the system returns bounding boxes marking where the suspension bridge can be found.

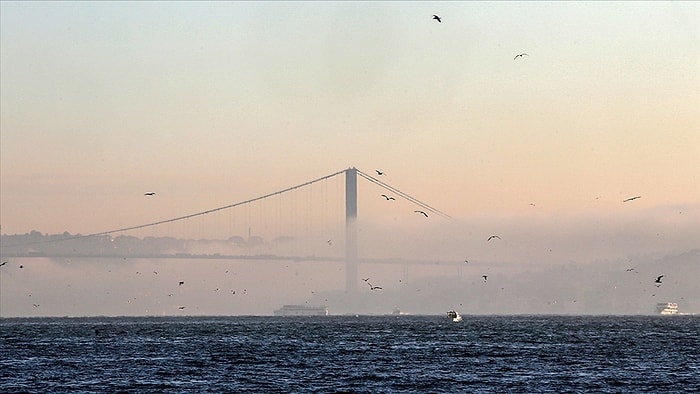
[1,167,455,293]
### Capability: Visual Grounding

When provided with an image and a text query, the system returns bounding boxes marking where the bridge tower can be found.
[345,167,358,293]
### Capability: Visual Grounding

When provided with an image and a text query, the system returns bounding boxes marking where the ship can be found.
[273,304,328,316]
[446,310,463,322]
[655,302,680,315]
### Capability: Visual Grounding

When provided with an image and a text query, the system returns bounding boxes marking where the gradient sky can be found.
[2,1,699,234]
[1,2,699,317]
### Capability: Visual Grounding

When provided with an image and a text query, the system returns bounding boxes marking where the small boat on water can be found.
[446,310,463,322]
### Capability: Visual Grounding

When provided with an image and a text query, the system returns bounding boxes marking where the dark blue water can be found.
[1,315,698,393]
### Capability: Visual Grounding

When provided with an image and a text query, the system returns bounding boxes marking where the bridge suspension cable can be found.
[6,169,347,246]
[5,167,450,247]
[356,169,451,219]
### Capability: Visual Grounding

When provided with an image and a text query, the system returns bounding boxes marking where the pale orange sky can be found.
[1,1,698,237]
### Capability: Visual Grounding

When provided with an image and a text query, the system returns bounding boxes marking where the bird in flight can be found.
[464,259,469,264]
[362,278,370,282]
[144,192,156,196]
[178,281,185,286]
[327,239,333,246]
[432,14,441,23]
[0,261,7,267]
[623,196,641,202]
[178,306,186,310]
[654,275,664,284]
[487,235,501,241]
[376,169,384,176]
[364,280,382,291]
[381,194,396,200]
[414,210,428,218]
[482,275,488,282]
[514,53,529,60]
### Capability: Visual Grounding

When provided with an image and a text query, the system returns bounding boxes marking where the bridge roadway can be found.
[2,252,472,267]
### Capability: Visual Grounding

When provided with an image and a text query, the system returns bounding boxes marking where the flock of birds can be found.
[369,151,659,305]
[0,260,256,312]
[2,13,664,314]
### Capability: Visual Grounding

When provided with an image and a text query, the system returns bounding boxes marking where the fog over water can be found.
[1,2,698,317]
[2,205,697,317]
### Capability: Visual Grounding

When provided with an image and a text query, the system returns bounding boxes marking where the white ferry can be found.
[273,304,328,316]
[655,302,679,315]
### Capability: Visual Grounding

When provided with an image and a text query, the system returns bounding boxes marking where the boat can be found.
[273,304,328,316]
[655,302,679,315]
[446,310,463,322]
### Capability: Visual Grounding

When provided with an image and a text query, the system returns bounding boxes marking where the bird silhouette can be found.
[432,14,441,23]
[623,196,641,202]
[654,275,664,284]
[144,192,156,196]
[487,235,501,241]
[514,53,529,60]
[178,306,186,310]
[370,286,383,291]
[376,169,384,176]
[414,210,428,218]
[381,194,395,200]
[0,261,7,267]
[178,281,185,286]
[482,275,488,282]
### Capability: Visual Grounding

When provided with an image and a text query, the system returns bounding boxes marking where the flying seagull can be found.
[365,280,382,291]
[376,169,384,176]
[623,196,641,202]
[414,210,428,218]
[482,275,488,282]
[654,275,664,284]
[381,194,396,200]
[487,235,501,241]
[144,192,156,196]
[514,53,529,60]
[432,14,441,23]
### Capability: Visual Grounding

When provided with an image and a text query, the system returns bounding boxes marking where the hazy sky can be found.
[1,2,699,316]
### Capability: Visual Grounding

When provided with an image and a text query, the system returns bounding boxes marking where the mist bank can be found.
[0,248,697,318]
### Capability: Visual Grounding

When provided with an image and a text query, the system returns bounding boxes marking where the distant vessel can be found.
[446,310,463,322]
[273,304,328,316]
[655,302,680,315]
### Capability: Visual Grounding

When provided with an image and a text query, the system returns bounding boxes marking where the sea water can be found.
[1,315,698,393]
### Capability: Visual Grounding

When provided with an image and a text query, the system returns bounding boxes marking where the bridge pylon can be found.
[345,167,358,293]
